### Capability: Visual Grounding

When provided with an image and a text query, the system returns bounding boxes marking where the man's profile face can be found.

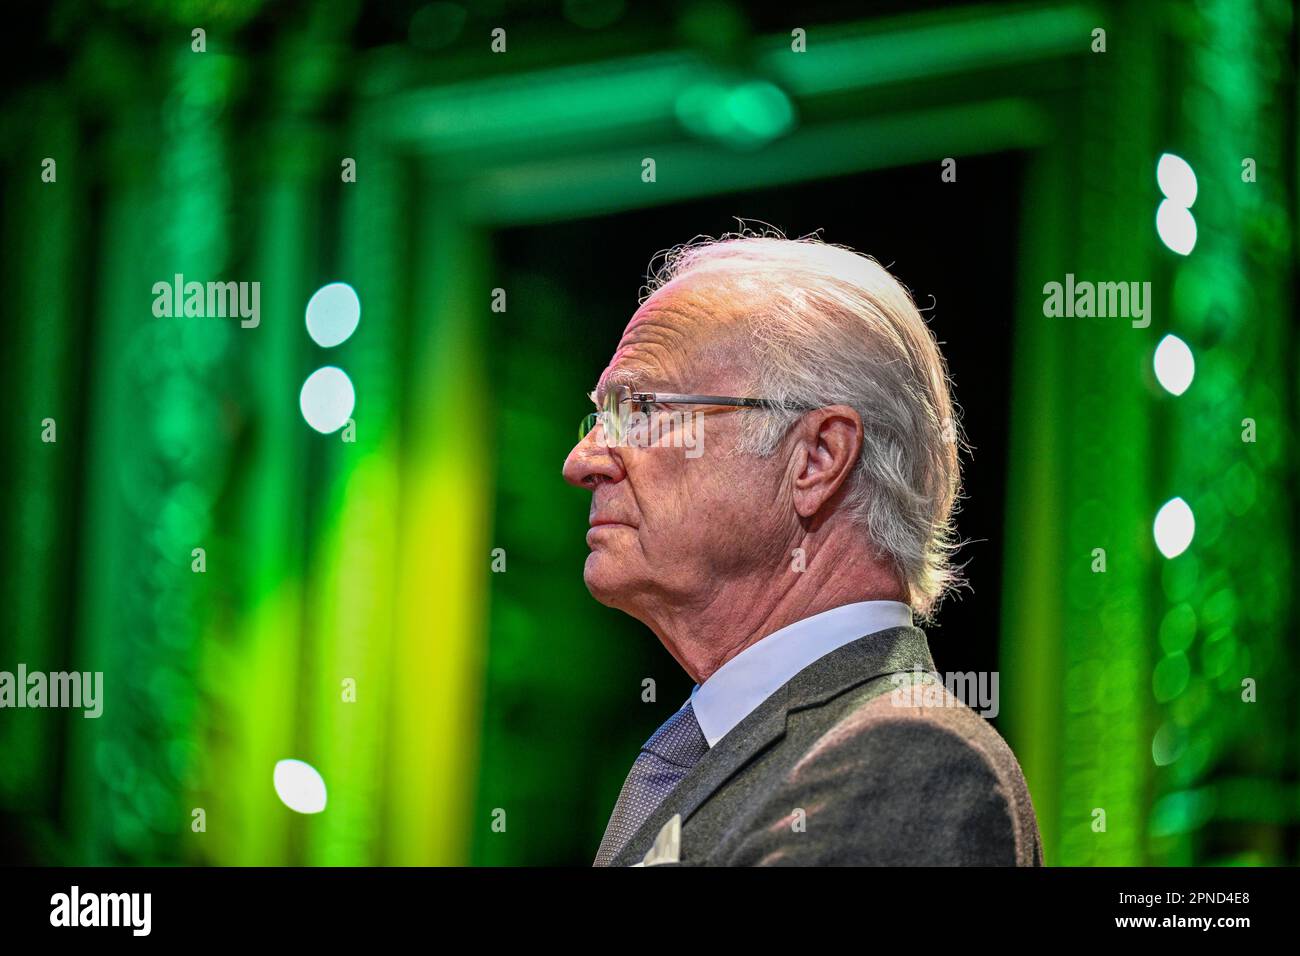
[561,278,791,625]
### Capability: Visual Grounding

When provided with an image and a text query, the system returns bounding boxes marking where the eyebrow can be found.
[594,367,654,404]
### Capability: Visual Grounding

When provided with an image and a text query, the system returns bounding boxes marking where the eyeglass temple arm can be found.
[630,392,812,410]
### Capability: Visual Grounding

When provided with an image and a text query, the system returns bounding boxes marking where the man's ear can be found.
[790,405,863,519]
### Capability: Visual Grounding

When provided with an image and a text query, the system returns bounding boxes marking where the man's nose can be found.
[563,427,625,489]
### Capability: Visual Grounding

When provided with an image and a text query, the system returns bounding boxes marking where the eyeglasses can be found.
[578,383,813,445]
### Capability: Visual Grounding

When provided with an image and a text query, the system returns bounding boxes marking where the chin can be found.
[583,552,638,609]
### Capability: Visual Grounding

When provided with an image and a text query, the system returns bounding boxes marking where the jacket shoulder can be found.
[792,675,1043,865]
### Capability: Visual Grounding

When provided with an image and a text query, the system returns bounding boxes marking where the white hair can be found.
[642,226,967,621]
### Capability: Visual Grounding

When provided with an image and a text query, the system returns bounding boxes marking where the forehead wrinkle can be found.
[634,289,757,381]
[596,309,696,400]
[622,309,695,355]
[594,279,747,402]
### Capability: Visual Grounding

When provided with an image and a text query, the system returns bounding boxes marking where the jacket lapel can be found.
[609,684,790,867]
[609,624,935,865]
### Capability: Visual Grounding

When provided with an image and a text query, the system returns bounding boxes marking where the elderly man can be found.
[563,231,1042,867]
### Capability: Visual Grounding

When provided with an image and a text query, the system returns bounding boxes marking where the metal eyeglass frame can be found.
[578,383,814,445]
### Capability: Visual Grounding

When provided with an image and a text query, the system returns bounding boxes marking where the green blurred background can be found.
[0,0,1296,866]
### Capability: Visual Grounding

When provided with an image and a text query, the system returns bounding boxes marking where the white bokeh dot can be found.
[305,282,361,347]
[300,366,355,434]
[273,759,327,814]
[1156,153,1198,207]
[1153,497,1195,559]
[1156,199,1197,256]
[1153,334,1195,396]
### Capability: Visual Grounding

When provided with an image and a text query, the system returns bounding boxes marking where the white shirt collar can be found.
[687,600,913,747]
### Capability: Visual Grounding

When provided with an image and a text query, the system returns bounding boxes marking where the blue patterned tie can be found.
[593,701,710,866]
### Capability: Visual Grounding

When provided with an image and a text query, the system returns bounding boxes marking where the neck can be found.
[643,532,908,685]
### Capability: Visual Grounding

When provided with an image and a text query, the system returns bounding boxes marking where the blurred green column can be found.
[1000,1,1160,866]
[1145,0,1295,865]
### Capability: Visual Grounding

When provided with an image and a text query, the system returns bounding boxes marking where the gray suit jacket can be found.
[610,624,1044,866]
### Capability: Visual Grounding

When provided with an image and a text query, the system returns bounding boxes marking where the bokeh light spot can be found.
[1154,497,1195,559]
[1153,333,1195,396]
[1156,152,1198,206]
[305,282,361,348]
[274,759,327,814]
[1156,200,1198,255]
[300,366,356,434]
